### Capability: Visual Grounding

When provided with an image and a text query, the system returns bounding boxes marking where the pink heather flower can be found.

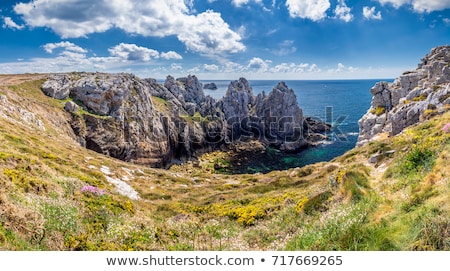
[443,123,450,133]
[80,185,106,196]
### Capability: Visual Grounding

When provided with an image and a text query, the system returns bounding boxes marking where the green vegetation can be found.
[0,76,449,251]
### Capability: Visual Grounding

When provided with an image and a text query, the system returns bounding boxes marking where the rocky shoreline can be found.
[358,45,450,145]
[42,73,330,168]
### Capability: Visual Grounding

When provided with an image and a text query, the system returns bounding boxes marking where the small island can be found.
[203,82,218,90]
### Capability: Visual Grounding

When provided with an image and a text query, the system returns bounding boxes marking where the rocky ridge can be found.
[358,45,450,145]
[41,73,326,167]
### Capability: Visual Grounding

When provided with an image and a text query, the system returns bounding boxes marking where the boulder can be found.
[41,74,71,99]
[64,101,78,113]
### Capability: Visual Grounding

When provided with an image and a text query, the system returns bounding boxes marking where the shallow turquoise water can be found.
[202,79,391,171]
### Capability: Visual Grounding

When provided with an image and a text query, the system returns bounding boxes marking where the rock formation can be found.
[255,82,306,151]
[203,82,218,90]
[358,45,450,145]
[42,73,323,167]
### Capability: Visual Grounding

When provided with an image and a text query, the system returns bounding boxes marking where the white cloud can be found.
[232,0,249,6]
[108,43,183,61]
[377,0,450,13]
[160,51,183,60]
[43,41,87,54]
[247,57,271,72]
[170,63,183,70]
[269,62,312,73]
[377,0,409,8]
[203,64,220,72]
[444,18,450,24]
[13,0,245,57]
[177,10,246,56]
[108,43,160,61]
[270,40,297,56]
[188,66,201,74]
[363,6,382,20]
[223,61,244,73]
[14,42,184,75]
[331,63,357,73]
[232,0,263,7]
[309,64,320,72]
[285,0,330,21]
[334,0,353,22]
[2,17,24,30]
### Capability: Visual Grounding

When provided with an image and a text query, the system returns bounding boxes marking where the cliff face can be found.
[42,73,217,167]
[221,78,307,151]
[358,46,450,145]
[42,73,312,167]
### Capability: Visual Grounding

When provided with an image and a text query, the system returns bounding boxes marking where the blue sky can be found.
[0,0,449,79]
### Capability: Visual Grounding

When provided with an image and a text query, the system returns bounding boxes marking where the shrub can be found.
[412,94,427,102]
[399,145,435,175]
[301,191,332,215]
[371,106,386,116]
[225,205,266,226]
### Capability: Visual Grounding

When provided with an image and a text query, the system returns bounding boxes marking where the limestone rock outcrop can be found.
[221,79,307,151]
[358,46,450,145]
[255,82,306,151]
[42,73,321,167]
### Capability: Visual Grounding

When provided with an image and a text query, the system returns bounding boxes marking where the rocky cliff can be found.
[41,73,318,167]
[358,45,450,145]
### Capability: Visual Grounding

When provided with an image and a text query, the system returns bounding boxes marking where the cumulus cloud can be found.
[376,0,409,8]
[108,43,159,61]
[177,10,246,56]
[43,41,87,54]
[203,64,220,72]
[247,57,271,72]
[285,0,330,21]
[2,17,24,30]
[161,51,183,60]
[377,0,450,13]
[363,6,382,20]
[223,61,244,73]
[231,0,264,7]
[13,0,245,57]
[270,62,311,73]
[108,43,183,61]
[170,63,183,70]
[334,0,353,22]
[332,63,357,73]
[232,0,249,7]
[308,64,320,72]
[24,41,184,74]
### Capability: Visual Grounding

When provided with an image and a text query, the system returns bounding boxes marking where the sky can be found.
[0,0,449,80]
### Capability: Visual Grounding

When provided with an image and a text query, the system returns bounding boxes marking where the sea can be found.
[198,79,392,171]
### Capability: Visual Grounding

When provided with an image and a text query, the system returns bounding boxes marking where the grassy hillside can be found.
[0,75,449,250]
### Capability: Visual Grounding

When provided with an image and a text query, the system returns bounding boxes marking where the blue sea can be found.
[200,79,391,169]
